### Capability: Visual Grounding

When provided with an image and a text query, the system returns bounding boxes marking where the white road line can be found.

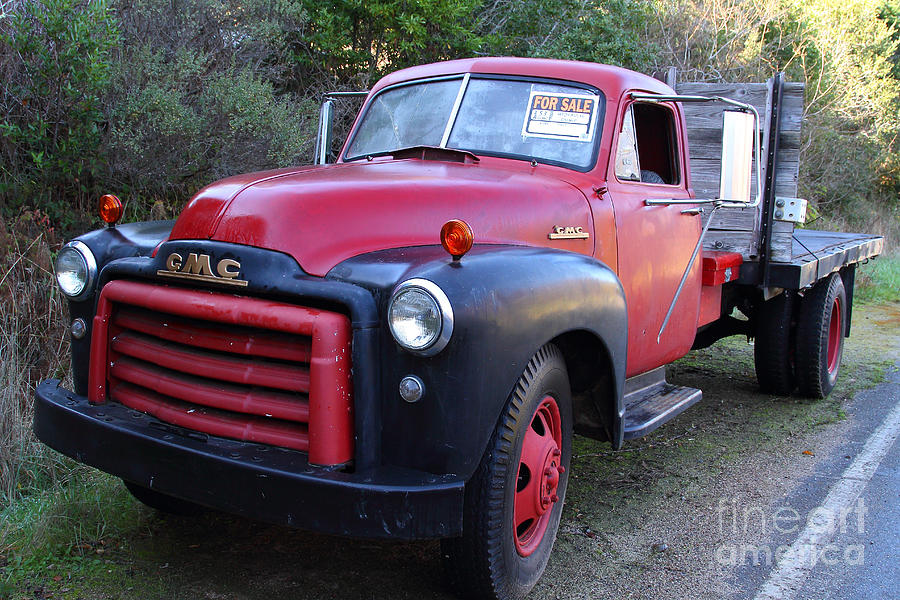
[753,394,900,600]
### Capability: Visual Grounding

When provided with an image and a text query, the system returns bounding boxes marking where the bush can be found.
[0,0,119,228]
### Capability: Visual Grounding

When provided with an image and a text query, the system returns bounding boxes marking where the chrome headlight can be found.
[388,279,453,356]
[55,241,97,300]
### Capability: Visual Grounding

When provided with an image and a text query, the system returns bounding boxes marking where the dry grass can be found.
[0,212,73,509]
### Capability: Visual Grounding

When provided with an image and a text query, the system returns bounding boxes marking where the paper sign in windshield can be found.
[522,91,599,143]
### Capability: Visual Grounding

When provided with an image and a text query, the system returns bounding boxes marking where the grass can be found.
[855,252,900,304]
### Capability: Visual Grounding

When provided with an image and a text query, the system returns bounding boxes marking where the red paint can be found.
[110,355,310,421]
[89,280,353,466]
[515,395,563,557]
[169,158,595,277]
[702,252,743,286]
[697,286,723,328]
[162,57,713,379]
[111,331,310,393]
[827,296,842,375]
[113,381,311,452]
[114,306,312,363]
[605,95,700,377]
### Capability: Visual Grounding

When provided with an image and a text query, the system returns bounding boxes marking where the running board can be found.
[623,367,702,440]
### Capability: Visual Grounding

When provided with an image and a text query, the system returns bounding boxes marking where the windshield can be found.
[344,76,604,170]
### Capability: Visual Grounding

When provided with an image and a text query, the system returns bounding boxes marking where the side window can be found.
[615,107,641,181]
[615,102,681,185]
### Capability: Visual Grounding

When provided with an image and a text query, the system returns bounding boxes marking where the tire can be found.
[795,272,847,398]
[754,291,797,395]
[123,480,207,516]
[441,344,572,600]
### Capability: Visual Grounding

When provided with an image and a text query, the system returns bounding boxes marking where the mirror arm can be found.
[656,201,725,343]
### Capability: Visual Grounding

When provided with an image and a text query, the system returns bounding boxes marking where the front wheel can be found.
[441,344,572,600]
[795,272,847,398]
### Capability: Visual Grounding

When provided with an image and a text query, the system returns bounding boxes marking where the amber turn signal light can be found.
[440,219,474,261]
[98,194,123,225]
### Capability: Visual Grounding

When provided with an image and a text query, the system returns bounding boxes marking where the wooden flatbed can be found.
[740,230,884,290]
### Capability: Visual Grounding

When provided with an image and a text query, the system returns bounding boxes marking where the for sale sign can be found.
[522,91,600,143]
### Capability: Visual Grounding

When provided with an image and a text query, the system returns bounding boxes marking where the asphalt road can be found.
[736,365,900,600]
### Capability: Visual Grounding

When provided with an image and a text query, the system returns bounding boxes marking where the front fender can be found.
[328,245,627,481]
[65,221,174,395]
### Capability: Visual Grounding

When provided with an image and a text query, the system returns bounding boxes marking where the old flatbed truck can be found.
[35,58,883,599]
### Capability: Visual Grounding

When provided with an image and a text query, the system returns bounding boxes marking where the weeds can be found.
[856,252,900,304]
[0,212,73,508]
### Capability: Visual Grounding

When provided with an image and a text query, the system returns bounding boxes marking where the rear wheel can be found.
[123,480,206,516]
[754,291,797,395]
[795,273,847,398]
[441,344,572,600]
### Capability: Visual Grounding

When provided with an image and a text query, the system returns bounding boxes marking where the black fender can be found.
[328,244,627,481]
[64,221,174,395]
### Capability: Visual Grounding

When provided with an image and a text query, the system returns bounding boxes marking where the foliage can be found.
[856,252,900,304]
[647,0,900,247]
[0,0,119,226]
[277,0,482,89]
[479,0,654,70]
[0,214,71,508]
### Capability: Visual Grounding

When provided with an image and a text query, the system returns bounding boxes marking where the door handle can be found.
[681,207,702,215]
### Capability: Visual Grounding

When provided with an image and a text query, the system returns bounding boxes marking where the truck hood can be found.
[168,159,593,276]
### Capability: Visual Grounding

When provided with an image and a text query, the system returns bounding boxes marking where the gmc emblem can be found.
[156,252,248,287]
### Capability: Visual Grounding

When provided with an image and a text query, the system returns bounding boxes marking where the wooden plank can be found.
[701,207,794,233]
[689,158,798,199]
[685,128,800,160]
[672,75,803,262]
[677,83,804,131]
[704,221,792,261]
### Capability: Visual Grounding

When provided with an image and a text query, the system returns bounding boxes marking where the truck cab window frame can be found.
[614,102,682,186]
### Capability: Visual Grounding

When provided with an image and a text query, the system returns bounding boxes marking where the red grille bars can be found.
[88,280,354,466]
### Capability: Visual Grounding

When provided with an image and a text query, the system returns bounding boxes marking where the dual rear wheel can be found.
[754,272,848,398]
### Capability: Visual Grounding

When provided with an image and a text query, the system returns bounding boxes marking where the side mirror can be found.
[314,99,335,165]
[718,110,755,203]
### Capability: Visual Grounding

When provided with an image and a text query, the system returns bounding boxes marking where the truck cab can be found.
[35,57,882,600]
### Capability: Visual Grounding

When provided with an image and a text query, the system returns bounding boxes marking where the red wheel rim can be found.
[514,395,563,557]
[827,295,842,375]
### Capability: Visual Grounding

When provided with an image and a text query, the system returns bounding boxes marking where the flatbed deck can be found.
[741,230,884,290]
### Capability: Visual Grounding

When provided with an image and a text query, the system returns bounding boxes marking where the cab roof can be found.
[370,57,675,99]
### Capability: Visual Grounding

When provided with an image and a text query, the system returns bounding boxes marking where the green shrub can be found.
[0,0,119,227]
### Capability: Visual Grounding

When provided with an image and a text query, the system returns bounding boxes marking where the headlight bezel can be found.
[55,240,97,301]
[387,278,454,356]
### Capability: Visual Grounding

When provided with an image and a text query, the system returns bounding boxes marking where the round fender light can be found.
[399,375,425,403]
[440,219,473,260]
[99,194,123,225]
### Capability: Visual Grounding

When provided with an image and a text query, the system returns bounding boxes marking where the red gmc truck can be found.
[35,58,883,599]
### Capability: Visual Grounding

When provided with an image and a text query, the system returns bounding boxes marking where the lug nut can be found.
[557,465,565,473]
[551,494,559,503]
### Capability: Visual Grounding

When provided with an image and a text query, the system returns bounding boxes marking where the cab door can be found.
[606,96,702,377]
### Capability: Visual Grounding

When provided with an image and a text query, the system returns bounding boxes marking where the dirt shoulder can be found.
[3,303,898,600]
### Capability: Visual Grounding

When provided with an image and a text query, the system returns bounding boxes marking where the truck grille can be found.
[88,280,353,466]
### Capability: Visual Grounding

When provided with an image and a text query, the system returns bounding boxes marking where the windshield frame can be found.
[341,73,606,173]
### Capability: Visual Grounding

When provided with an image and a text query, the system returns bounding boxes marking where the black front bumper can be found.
[34,380,464,539]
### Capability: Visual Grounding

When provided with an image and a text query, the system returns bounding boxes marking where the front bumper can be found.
[34,379,464,539]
